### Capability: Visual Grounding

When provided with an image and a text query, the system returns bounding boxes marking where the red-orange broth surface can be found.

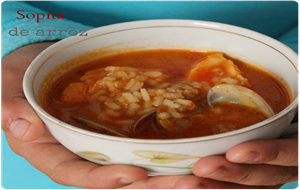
[44,50,290,139]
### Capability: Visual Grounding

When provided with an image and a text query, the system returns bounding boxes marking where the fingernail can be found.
[9,119,30,139]
[119,178,135,185]
[240,151,259,163]
[206,167,227,178]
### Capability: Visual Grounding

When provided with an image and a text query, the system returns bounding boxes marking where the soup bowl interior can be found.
[23,20,298,175]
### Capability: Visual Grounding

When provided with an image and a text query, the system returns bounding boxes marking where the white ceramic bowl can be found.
[23,20,298,175]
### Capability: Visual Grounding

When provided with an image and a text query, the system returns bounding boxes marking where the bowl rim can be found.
[23,19,298,144]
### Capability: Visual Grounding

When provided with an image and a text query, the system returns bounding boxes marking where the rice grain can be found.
[140,88,150,102]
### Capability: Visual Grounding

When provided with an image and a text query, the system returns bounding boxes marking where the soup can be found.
[44,49,289,139]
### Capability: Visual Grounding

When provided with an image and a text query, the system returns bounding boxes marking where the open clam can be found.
[131,111,156,133]
[71,115,129,137]
[207,84,275,118]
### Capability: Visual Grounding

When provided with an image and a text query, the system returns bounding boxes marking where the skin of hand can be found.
[2,42,298,189]
[123,134,298,189]
[2,42,150,188]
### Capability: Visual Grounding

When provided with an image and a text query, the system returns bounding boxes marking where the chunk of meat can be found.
[61,82,89,101]
[187,53,251,87]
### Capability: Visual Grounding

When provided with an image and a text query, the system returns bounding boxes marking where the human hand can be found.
[192,133,298,189]
[1,42,148,188]
[122,134,297,189]
[122,174,267,189]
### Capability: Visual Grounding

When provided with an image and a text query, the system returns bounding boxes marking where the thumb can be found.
[2,97,45,142]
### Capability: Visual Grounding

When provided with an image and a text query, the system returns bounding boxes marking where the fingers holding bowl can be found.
[8,133,148,189]
[193,155,298,186]
[226,135,298,166]
[122,174,282,189]
[2,98,45,142]
[1,43,56,142]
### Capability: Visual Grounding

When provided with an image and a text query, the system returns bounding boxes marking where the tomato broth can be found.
[44,49,289,139]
